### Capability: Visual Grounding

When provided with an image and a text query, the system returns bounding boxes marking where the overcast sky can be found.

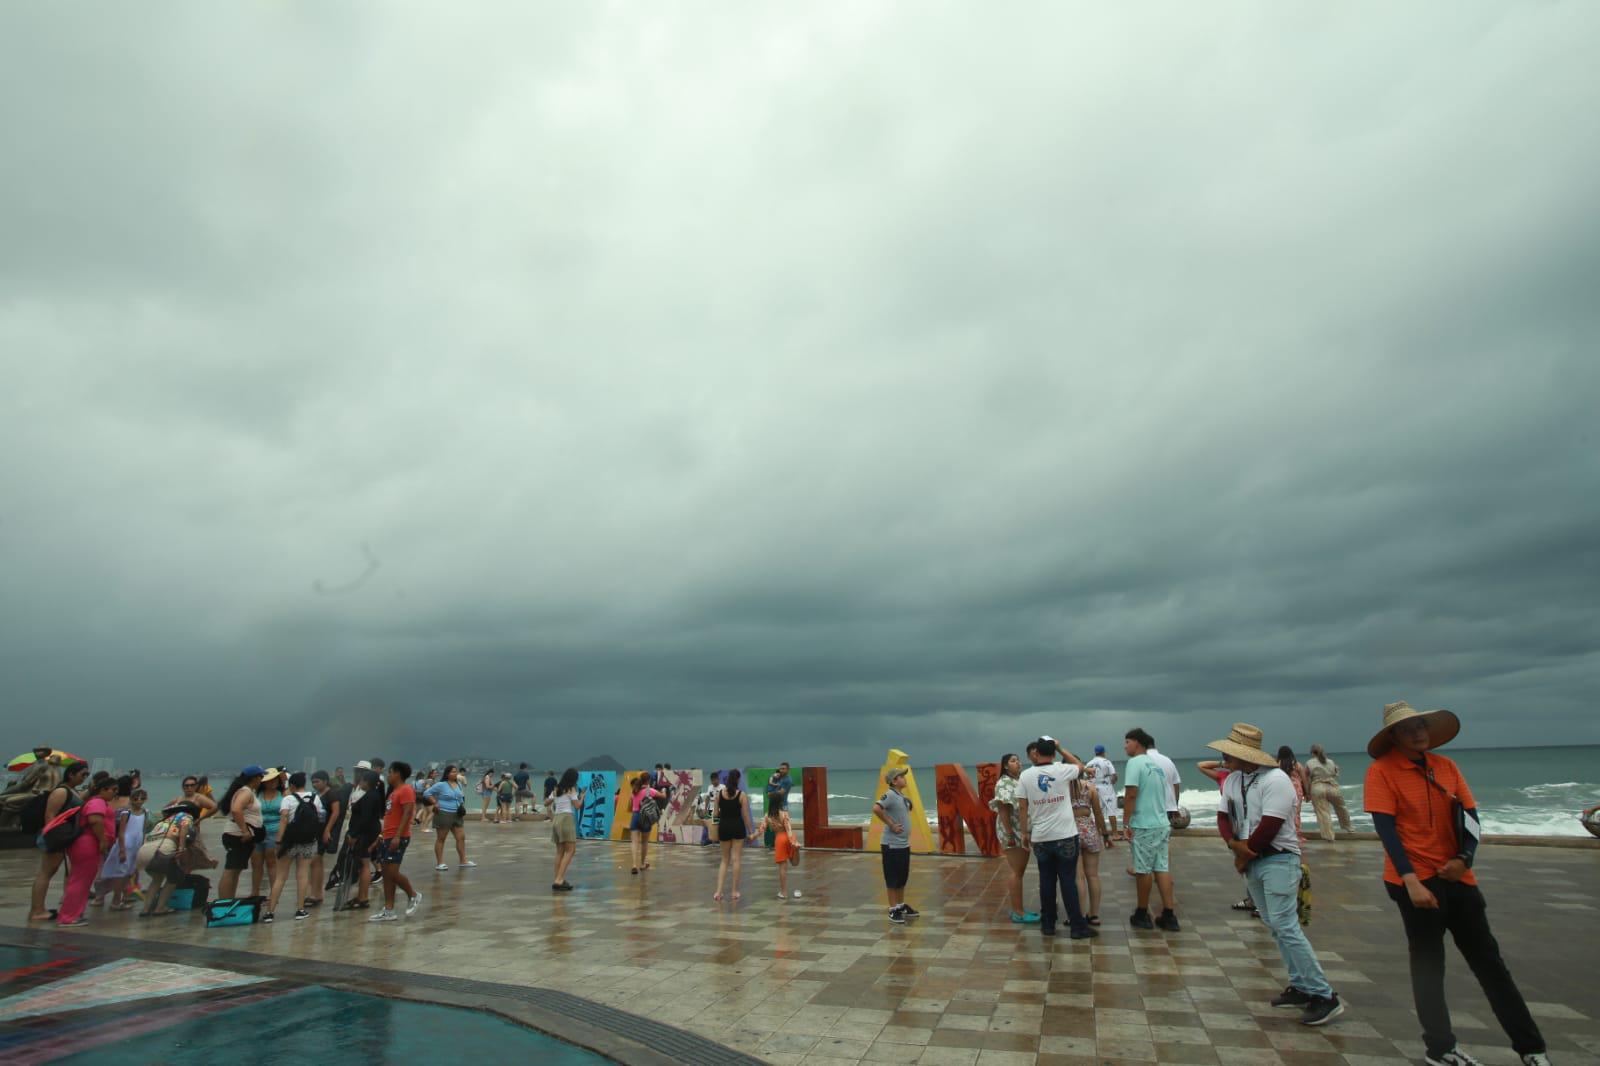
[3,3,1596,774]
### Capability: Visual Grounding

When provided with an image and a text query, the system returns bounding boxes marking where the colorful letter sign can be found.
[865,749,936,854]
[800,767,863,850]
[934,762,1000,856]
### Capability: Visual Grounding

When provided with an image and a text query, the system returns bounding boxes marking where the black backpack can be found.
[19,790,53,834]
[280,793,322,846]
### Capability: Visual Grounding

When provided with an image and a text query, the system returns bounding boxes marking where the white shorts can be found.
[1097,788,1118,821]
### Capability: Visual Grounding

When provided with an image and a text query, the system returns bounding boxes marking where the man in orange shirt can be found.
[370,761,422,924]
[1364,701,1547,1066]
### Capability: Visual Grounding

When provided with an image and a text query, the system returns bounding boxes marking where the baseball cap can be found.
[354,760,372,771]
[1094,744,1106,754]
[241,764,265,777]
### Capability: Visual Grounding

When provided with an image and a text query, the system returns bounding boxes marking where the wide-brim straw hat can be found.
[1205,723,1278,768]
[1368,700,1460,758]
[261,767,283,783]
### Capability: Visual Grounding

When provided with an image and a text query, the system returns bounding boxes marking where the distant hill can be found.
[577,754,626,772]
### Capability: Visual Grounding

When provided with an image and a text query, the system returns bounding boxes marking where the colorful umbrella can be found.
[6,750,82,772]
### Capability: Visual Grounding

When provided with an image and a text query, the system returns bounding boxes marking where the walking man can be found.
[1086,745,1119,836]
[370,761,422,923]
[1017,737,1097,939]
[1122,728,1180,931]
[1210,723,1344,1026]
[1364,701,1549,1066]
[1305,743,1352,841]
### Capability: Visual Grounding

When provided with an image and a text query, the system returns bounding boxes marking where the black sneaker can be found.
[1069,926,1099,940]
[1040,925,1056,937]
[1272,985,1314,1009]
[888,906,906,924]
[262,912,275,924]
[1154,909,1181,932]
[1300,993,1345,1027]
[293,909,310,921]
[1129,909,1155,929]
[900,905,920,919]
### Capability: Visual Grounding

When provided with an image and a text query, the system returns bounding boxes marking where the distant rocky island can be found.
[576,754,626,772]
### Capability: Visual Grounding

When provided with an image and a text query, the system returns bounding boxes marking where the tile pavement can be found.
[1,823,1596,1065]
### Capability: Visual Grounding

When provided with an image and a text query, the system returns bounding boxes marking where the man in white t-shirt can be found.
[1085,746,1119,834]
[1146,744,1182,813]
[1209,723,1344,1028]
[1016,737,1098,940]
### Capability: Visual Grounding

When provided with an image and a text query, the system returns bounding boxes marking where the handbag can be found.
[204,896,265,927]
[39,799,85,853]
[787,833,801,867]
[1424,764,1481,857]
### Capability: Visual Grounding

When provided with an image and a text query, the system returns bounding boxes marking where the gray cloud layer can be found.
[3,3,1597,773]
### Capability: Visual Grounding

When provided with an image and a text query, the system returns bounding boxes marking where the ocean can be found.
[29,744,1600,839]
[761,745,1600,839]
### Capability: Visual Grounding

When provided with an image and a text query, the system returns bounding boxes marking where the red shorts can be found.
[773,833,797,864]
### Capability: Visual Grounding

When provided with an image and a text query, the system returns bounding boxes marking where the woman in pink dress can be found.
[58,775,117,926]
[1276,745,1310,843]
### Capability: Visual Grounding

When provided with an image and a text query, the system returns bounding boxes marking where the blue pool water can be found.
[58,985,606,1064]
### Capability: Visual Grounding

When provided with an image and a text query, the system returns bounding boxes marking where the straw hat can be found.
[261,767,283,783]
[1205,723,1278,768]
[1367,700,1460,758]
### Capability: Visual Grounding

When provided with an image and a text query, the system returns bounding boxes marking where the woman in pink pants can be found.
[58,777,117,926]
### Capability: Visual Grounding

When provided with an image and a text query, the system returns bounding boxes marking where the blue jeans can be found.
[1032,837,1088,934]
[1246,853,1332,999]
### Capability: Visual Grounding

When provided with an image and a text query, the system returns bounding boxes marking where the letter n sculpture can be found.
[934,762,1000,856]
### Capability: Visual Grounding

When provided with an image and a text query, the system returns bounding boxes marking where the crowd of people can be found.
[9,703,1557,1065]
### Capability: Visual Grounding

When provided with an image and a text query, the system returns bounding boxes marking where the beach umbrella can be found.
[6,749,83,772]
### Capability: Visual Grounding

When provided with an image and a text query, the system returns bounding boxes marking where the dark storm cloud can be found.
[2,3,1597,774]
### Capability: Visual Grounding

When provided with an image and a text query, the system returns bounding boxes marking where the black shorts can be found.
[376,836,410,867]
[222,833,256,871]
[881,845,910,890]
[319,832,342,856]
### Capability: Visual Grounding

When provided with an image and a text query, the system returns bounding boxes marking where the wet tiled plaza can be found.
[2,824,1596,1065]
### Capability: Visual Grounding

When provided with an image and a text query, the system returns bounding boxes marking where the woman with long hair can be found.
[250,768,285,897]
[713,769,751,902]
[479,770,496,823]
[426,766,475,870]
[216,766,265,900]
[548,768,582,891]
[1277,745,1309,843]
[627,773,666,875]
[28,761,89,921]
[1071,775,1110,926]
[988,754,1037,923]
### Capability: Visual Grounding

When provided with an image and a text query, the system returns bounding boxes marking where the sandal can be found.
[1087,915,1101,926]
[713,892,723,901]
[1231,897,1255,910]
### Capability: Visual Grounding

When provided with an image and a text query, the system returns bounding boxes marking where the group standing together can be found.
[13,705,1558,1065]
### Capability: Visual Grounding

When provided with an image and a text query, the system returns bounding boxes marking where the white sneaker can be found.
[406,891,423,916]
[460,861,477,868]
[792,890,802,898]
[1521,1055,1552,1066]
[1426,1048,1484,1066]
[777,891,787,900]
[435,863,449,871]
[369,909,397,922]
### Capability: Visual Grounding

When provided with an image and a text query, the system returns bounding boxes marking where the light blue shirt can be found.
[424,780,465,813]
[1124,754,1169,831]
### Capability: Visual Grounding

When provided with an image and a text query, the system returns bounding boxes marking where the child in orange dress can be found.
[766,807,801,900]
